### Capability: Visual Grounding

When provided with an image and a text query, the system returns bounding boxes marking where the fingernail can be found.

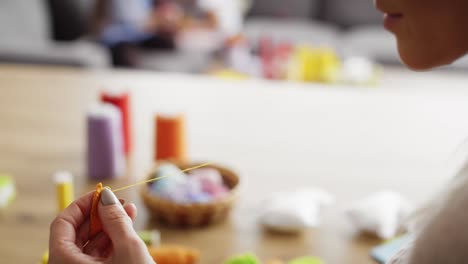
[100,188,119,206]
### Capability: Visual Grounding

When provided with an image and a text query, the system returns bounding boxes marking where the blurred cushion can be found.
[322,0,382,28]
[0,0,49,42]
[248,0,321,18]
[0,40,110,68]
[0,0,109,68]
[139,51,212,73]
[244,18,339,48]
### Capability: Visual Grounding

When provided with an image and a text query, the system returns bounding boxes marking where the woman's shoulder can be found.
[398,157,468,263]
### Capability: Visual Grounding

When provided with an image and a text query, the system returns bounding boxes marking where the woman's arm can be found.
[388,168,468,263]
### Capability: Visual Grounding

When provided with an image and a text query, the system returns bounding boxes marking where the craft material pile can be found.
[148,163,230,204]
[34,90,414,264]
[221,36,380,85]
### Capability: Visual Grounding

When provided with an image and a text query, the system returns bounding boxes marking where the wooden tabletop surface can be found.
[2,64,468,264]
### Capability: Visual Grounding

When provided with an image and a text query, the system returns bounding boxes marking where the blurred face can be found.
[375,0,468,70]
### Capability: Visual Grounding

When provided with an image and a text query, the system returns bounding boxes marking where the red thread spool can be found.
[101,92,132,155]
[154,113,187,162]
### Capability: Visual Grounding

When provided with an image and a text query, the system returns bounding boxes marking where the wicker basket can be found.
[141,161,239,227]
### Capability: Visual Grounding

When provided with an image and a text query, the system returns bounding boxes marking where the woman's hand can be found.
[49,188,154,264]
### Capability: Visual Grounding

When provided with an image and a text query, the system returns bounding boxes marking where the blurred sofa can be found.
[2,0,467,70]
[0,0,394,69]
[0,0,109,68]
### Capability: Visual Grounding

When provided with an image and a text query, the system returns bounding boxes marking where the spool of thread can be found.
[154,113,187,162]
[53,171,74,212]
[87,103,125,179]
[101,91,132,155]
[41,251,49,264]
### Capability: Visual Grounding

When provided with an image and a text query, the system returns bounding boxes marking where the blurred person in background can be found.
[90,0,245,67]
[91,0,183,67]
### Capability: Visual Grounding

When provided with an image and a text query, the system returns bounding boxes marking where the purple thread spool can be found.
[87,103,125,180]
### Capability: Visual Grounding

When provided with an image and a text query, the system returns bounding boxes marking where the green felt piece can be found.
[288,256,325,264]
[138,231,153,245]
[0,175,15,207]
[137,230,160,246]
[225,253,260,264]
[0,175,13,187]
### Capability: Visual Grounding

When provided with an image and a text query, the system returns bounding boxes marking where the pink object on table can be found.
[189,168,229,197]
[259,36,275,79]
[189,168,223,184]
[211,185,229,199]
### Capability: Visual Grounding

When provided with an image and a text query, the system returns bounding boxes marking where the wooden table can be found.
[2,64,468,264]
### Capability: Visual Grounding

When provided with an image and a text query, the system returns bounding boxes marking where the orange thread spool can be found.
[155,113,187,162]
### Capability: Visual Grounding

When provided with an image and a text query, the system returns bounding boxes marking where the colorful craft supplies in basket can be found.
[141,161,239,227]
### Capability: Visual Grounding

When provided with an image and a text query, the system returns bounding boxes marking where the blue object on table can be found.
[370,234,413,264]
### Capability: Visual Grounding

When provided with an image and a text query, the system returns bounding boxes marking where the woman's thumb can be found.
[98,188,139,247]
